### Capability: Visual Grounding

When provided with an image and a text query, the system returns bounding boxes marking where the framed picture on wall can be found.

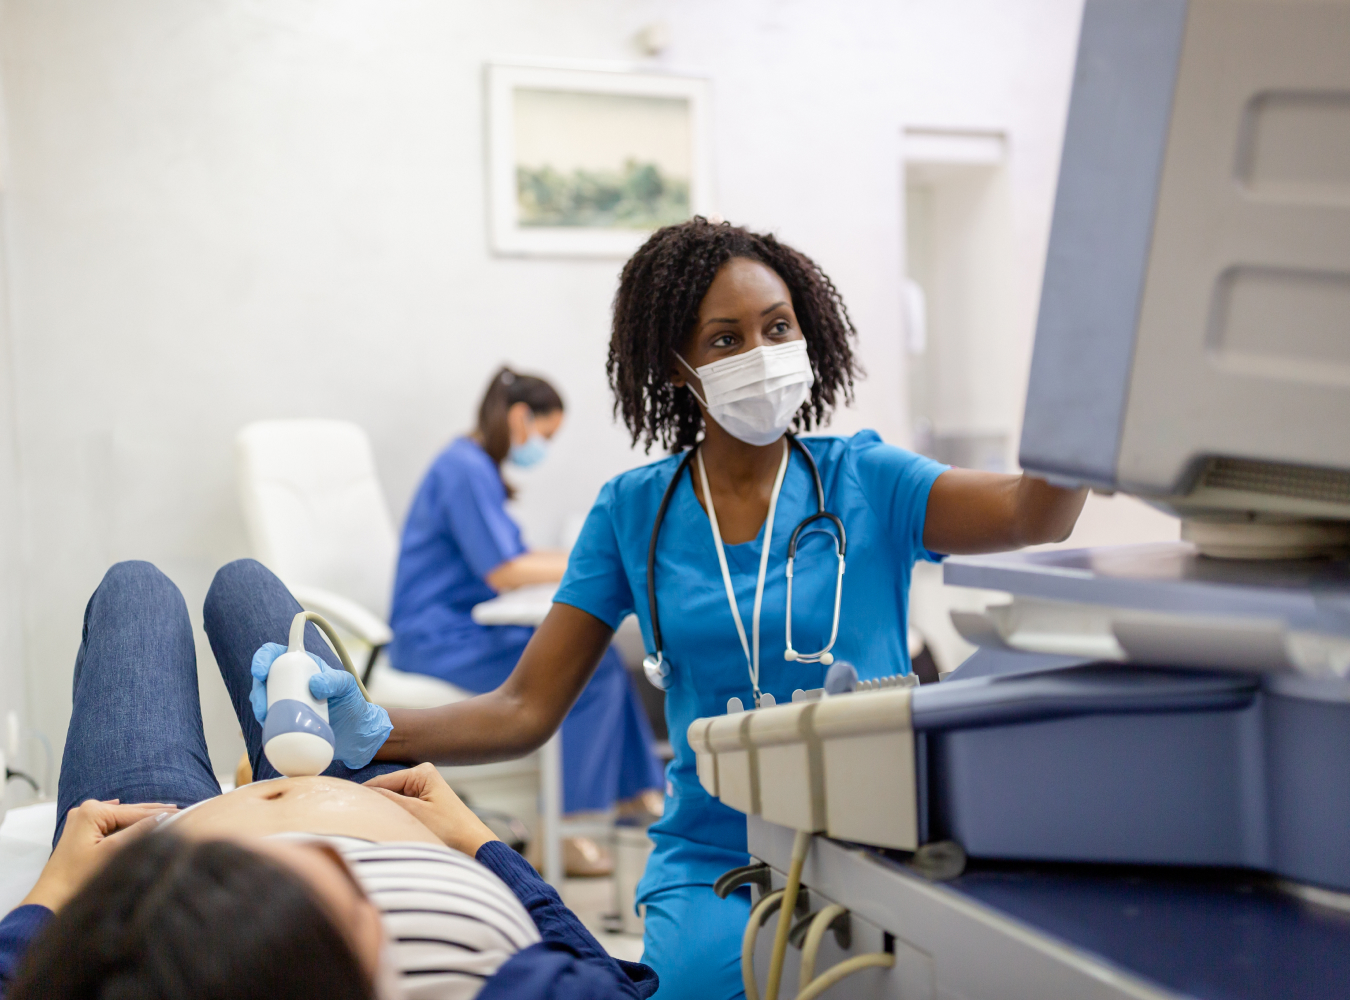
[486,62,713,257]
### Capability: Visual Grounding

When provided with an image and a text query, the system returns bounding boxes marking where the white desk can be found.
[471,583,558,627]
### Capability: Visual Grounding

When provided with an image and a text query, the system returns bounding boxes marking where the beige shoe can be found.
[234,749,252,788]
[615,788,665,825]
[563,837,614,878]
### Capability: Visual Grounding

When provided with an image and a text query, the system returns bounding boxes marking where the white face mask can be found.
[677,340,815,446]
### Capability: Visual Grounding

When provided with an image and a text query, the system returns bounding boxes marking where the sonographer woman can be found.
[388,368,664,843]
[281,220,1086,999]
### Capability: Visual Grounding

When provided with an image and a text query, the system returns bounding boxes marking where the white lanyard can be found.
[696,441,790,707]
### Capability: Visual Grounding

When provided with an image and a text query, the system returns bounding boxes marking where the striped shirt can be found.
[274,835,541,1000]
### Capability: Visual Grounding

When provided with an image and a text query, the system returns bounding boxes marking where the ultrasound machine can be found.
[688,2,1350,997]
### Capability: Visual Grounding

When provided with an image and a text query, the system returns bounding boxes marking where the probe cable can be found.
[741,888,787,1000]
[741,835,895,1000]
[793,952,895,1000]
[762,830,811,1000]
[288,611,373,702]
[797,903,848,985]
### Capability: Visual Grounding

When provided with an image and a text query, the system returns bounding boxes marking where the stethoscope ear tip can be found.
[783,649,798,662]
[820,652,834,666]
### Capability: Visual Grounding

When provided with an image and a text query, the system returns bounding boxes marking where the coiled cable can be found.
[798,903,848,986]
[288,611,372,701]
[742,888,787,1000]
[794,952,895,1000]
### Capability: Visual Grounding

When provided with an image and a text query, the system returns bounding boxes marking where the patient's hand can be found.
[22,800,177,912]
[364,764,498,856]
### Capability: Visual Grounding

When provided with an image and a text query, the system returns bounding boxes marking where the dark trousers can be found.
[55,559,407,843]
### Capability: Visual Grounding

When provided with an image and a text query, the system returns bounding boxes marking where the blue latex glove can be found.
[250,642,393,770]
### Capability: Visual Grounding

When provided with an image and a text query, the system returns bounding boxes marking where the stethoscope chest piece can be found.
[643,652,670,691]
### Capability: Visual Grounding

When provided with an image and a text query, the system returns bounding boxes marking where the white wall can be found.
[0,281,24,792]
[902,0,1084,433]
[0,0,913,777]
[906,161,1019,460]
[0,56,30,800]
[0,0,1179,775]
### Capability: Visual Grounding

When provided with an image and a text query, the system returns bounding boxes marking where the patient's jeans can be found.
[55,559,406,844]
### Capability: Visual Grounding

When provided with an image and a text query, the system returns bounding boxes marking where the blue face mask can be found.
[508,433,548,469]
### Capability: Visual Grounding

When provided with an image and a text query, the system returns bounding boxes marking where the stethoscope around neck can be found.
[641,433,847,695]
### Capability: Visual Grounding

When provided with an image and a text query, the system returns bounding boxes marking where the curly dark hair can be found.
[608,217,862,453]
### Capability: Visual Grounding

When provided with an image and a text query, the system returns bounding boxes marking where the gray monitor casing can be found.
[1020,0,1350,520]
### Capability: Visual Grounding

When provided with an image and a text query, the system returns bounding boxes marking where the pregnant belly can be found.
[171,776,443,845]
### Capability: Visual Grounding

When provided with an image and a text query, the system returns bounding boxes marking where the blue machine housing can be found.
[912,657,1350,892]
[1018,0,1188,488]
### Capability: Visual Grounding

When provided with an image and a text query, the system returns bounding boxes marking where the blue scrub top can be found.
[389,437,532,680]
[554,431,947,899]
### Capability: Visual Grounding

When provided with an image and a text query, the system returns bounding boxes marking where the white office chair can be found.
[236,419,496,708]
[234,420,566,879]
[235,419,398,676]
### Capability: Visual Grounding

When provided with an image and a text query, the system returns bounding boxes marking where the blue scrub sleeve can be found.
[0,904,52,996]
[475,841,657,999]
[553,483,636,631]
[848,433,949,562]
[435,456,527,580]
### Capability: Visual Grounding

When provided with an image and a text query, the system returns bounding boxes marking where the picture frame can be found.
[485,62,713,257]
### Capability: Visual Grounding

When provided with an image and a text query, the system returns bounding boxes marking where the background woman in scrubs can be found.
[318,221,1086,998]
[388,368,665,870]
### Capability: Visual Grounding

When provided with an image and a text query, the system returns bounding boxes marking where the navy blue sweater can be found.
[0,840,656,999]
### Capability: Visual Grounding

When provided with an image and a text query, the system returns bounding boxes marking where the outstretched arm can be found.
[922,468,1088,556]
[485,551,570,592]
[377,602,614,765]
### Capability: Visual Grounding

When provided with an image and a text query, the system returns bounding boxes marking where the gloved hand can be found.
[251,643,393,770]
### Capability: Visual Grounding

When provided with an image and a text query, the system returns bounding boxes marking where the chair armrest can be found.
[288,585,394,647]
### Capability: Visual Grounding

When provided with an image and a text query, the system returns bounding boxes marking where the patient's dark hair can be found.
[608,216,861,453]
[11,833,373,1000]
[476,366,565,465]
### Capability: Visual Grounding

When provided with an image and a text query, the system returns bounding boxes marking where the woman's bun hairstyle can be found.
[476,366,565,468]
